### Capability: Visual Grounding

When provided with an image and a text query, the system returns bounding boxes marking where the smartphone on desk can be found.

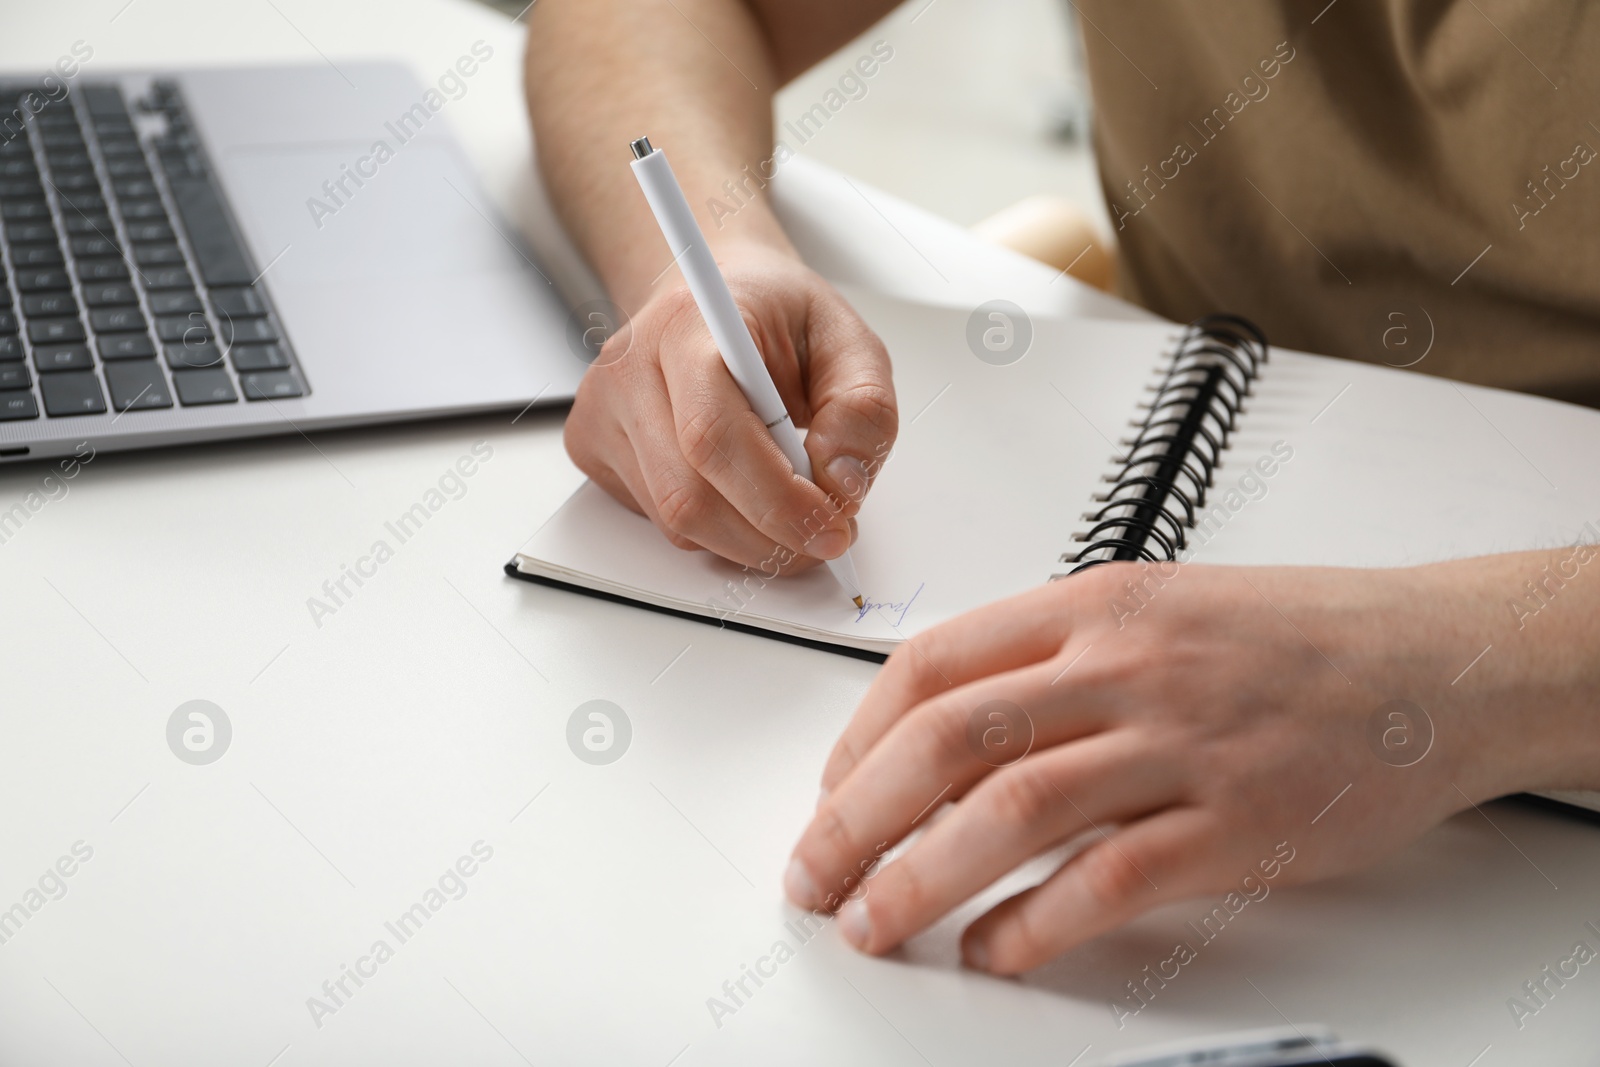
[1101,1025,1399,1067]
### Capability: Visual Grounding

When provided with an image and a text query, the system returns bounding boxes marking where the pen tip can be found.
[852,595,865,609]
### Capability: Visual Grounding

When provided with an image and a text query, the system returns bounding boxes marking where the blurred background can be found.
[481,0,1111,234]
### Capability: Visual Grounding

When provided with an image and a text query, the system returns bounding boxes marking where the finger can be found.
[834,729,1184,956]
[821,580,1085,791]
[564,371,633,496]
[614,453,820,572]
[798,289,897,514]
[789,658,1110,911]
[961,806,1222,975]
[565,392,655,520]
[595,447,700,551]
[623,369,802,569]
[658,321,853,561]
[589,464,646,519]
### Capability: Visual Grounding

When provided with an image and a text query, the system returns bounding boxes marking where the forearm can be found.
[525,0,792,309]
[1426,549,1600,796]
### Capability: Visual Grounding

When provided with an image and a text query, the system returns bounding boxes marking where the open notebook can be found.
[511,287,1600,651]
[510,288,1600,816]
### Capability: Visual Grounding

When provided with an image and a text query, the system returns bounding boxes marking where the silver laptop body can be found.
[0,61,582,464]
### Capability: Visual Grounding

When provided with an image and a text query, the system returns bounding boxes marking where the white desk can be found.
[2,3,1597,1065]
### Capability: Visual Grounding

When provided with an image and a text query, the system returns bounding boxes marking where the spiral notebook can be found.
[509,285,1600,663]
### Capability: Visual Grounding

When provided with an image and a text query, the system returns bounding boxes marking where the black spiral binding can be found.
[1060,314,1268,575]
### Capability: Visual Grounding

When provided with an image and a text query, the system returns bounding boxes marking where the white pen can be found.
[629,135,865,608]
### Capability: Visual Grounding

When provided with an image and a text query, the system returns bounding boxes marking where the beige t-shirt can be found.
[1077,1,1600,407]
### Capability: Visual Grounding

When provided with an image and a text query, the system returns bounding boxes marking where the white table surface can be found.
[2,3,1597,1065]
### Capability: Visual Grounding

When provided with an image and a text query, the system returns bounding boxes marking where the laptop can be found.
[0,62,584,464]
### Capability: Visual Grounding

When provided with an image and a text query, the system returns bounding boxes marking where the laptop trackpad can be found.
[218,142,521,284]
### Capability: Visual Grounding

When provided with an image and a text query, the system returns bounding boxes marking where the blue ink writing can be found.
[855,582,924,628]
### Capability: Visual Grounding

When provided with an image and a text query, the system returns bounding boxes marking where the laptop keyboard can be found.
[0,79,305,421]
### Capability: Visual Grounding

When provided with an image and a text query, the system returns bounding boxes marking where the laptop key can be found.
[35,344,94,372]
[118,199,165,220]
[70,236,121,257]
[84,85,129,118]
[58,190,107,214]
[74,259,130,282]
[16,268,71,292]
[220,317,278,345]
[157,148,204,181]
[10,243,66,267]
[63,213,114,235]
[125,221,174,243]
[90,307,147,333]
[133,243,185,266]
[241,370,305,400]
[22,295,75,316]
[22,293,79,318]
[156,315,211,344]
[0,310,15,334]
[41,131,87,150]
[28,318,87,345]
[105,361,174,411]
[82,282,137,307]
[0,364,29,390]
[51,170,99,191]
[148,290,202,315]
[2,200,50,221]
[0,391,38,420]
[229,344,291,372]
[5,221,57,243]
[165,341,223,369]
[98,334,156,360]
[40,371,107,416]
[44,151,92,170]
[173,367,237,405]
[10,244,64,267]
[142,267,193,290]
[209,287,267,317]
[0,337,21,361]
[164,175,255,286]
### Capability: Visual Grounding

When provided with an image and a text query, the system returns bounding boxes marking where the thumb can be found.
[800,294,898,515]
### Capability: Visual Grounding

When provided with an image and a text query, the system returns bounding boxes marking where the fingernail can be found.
[826,455,870,499]
[964,937,991,972]
[817,787,829,810]
[837,898,871,950]
[811,528,850,560]
[784,857,819,909]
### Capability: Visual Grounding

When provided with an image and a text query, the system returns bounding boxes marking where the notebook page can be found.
[514,288,1175,654]
[1192,350,1600,568]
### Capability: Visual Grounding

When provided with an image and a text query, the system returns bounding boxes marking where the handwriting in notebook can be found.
[854,582,924,627]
